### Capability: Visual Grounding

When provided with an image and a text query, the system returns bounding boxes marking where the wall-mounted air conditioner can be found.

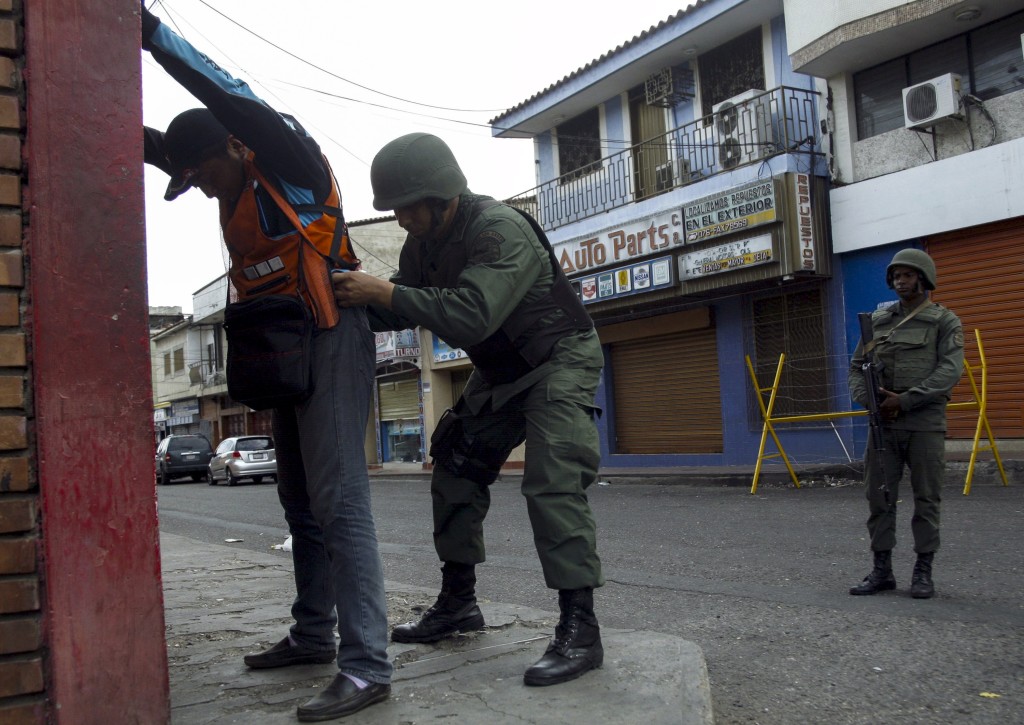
[902,73,962,130]
[712,89,774,170]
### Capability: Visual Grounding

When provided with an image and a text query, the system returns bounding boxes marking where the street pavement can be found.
[160,458,1023,724]
[161,532,711,724]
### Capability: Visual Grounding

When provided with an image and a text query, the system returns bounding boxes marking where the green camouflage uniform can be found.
[849,300,964,553]
[369,192,604,590]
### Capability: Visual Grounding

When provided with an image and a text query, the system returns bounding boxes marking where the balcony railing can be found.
[508,86,822,231]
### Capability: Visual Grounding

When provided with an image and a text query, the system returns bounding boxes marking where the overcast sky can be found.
[142,0,690,312]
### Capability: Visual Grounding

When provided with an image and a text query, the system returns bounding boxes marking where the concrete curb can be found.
[161,532,713,724]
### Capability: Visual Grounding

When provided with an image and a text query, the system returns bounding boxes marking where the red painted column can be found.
[23,1,169,722]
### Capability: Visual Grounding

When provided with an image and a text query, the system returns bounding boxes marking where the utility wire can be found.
[153,0,369,168]
[196,0,509,114]
[159,2,768,154]
[174,1,669,146]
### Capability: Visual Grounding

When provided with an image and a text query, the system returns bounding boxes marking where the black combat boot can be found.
[849,550,897,595]
[910,552,935,599]
[523,587,603,687]
[391,562,485,643]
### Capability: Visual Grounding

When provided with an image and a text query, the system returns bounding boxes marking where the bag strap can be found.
[250,167,314,291]
[863,298,932,354]
[291,202,350,264]
[250,166,345,328]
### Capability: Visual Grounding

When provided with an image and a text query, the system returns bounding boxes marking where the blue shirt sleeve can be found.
[145,18,329,198]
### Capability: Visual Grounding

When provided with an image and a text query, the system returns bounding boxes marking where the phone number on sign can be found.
[686,218,749,242]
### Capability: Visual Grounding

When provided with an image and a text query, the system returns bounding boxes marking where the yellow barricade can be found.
[745,329,1007,495]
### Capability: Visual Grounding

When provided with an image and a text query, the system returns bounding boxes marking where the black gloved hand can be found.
[141,2,161,51]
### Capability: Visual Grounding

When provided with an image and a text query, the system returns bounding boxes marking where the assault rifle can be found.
[857,312,890,504]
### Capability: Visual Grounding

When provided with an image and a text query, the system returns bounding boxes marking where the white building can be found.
[785,0,1024,446]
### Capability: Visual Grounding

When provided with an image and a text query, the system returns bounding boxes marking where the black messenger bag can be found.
[224,294,314,411]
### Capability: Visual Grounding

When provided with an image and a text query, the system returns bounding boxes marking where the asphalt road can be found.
[157,475,1024,724]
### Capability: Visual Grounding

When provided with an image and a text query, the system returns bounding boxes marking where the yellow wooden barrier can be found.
[745,329,1007,495]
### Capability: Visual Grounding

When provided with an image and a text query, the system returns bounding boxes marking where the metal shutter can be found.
[378,378,420,421]
[610,327,723,454]
[927,218,1024,438]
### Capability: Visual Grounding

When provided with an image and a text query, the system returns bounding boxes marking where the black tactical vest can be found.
[415,197,593,385]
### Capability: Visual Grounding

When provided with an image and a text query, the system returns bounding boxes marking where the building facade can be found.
[785,0,1024,451]
[491,0,845,468]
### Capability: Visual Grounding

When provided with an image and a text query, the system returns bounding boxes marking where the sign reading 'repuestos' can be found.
[684,180,777,243]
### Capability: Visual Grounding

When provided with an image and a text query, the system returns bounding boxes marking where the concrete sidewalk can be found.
[161,532,713,724]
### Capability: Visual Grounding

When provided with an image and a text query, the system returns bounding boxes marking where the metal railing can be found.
[508,86,822,231]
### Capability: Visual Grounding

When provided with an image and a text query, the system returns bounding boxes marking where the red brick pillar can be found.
[0,1,170,722]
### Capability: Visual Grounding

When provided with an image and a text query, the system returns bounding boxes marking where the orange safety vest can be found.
[221,155,358,328]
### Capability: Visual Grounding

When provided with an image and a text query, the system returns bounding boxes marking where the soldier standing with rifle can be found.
[848,249,964,599]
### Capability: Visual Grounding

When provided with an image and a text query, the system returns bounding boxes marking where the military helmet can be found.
[370,133,468,211]
[886,248,937,290]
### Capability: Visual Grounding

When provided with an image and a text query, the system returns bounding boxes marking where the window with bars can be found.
[750,287,829,420]
[854,10,1024,139]
[556,108,602,182]
[699,28,765,120]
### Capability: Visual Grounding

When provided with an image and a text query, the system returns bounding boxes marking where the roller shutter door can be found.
[927,218,1024,438]
[378,378,420,421]
[610,327,722,454]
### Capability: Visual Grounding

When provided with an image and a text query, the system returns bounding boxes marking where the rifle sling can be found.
[863,298,932,355]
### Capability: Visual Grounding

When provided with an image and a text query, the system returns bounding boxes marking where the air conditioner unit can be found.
[654,158,693,192]
[902,73,962,129]
[713,89,774,170]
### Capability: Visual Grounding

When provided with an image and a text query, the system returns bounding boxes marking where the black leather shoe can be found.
[243,636,336,669]
[296,674,390,722]
[391,598,485,643]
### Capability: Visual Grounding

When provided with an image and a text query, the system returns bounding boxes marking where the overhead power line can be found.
[155,1,704,150]
[196,0,510,114]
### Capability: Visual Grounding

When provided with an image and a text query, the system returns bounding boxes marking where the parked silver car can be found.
[207,435,277,486]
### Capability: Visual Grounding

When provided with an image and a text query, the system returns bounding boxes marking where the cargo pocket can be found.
[888,327,933,390]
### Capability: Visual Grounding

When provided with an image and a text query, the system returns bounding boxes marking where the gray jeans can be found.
[272,306,392,684]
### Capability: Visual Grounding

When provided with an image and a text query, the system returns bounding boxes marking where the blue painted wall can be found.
[838,241,919,456]
[595,288,855,468]
[536,131,554,185]
[840,243,911,354]
[603,97,627,151]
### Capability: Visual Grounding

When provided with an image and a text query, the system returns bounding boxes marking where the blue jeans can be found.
[272,306,392,684]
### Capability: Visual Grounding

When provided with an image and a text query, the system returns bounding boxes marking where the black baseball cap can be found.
[161,108,231,201]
